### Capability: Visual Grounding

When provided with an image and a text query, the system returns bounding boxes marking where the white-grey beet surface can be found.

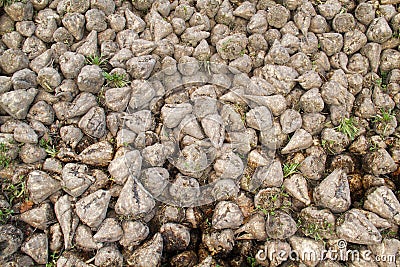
[0,0,399,266]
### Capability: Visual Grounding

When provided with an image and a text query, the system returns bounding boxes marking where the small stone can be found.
[27,101,55,125]
[203,229,235,254]
[60,125,83,149]
[299,88,325,113]
[126,55,156,79]
[77,65,105,94]
[114,175,155,219]
[0,225,23,262]
[105,87,131,112]
[246,106,273,131]
[59,52,86,79]
[234,213,267,241]
[19,202,53,230]
[0,88,37,119]
[280,109,302,134]
[27,170,61,204]
[75,224,102,251]
[314,169,351,213]
[94,245,123,267]
[363,148,397,176]
[14,123,38,144]
[61,163,95,197]
[75,190,111,228]
[93,218,123,243]
[76,30,98,57]
[85,9,107,32]
[254,160,284,188]
[11,68,37,90]
[281,129,313,154]
[364,186,400,225]
[126,233,163,267]
[4,1,33,21]
[212,201,243,230]
[79,141,114,167]
[283,174,311,205]
[78,107,107,139]
[54,195,79,250]
[161,103,193,128]
[216,34,248,60]
[21,233,48,264]
[289,236,324,267]
[120,221,149,249]
[266,211,297,239]
[19,143,47,164]
[299,207,336,240]
[108,150,142,185]
[366,17,393,44]
[267,4,290,28]
[160,223,191,252]
[336,209,382,245]
[62,13,85,41]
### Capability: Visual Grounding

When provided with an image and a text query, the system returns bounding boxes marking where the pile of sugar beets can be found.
[0,0,400,266]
